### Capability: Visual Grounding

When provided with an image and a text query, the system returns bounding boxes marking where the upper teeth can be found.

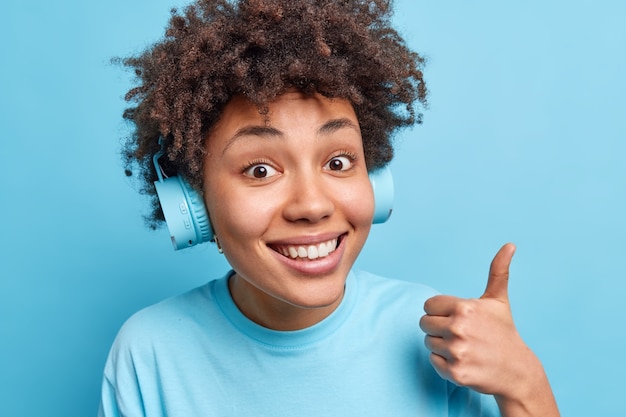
[276,238,338,260]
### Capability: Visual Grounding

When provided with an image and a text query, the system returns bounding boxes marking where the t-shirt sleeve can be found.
[448,383,500,417]
[97,317,150,417]
[98,375,122,417]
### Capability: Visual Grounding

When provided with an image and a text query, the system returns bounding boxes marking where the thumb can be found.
[481,243,516,301]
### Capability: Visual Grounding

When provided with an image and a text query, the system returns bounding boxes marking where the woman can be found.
[100,1,559,415]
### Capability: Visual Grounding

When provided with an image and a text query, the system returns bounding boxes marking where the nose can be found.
[282,172,335,224]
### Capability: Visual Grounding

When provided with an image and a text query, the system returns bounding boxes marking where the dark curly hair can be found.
[118,0,427,227]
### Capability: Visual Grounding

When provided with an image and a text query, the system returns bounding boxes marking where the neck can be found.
[228,274,344,331]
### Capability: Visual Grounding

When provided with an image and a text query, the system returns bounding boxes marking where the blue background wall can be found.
[1,0,624,415]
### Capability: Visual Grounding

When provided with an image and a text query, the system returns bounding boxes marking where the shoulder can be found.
[108,276,227,357]
[122,283,210,330]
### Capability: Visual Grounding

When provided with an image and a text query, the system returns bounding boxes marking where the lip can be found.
[268,233,347,276]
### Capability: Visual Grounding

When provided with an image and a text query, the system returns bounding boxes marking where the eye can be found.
[324,155,354,172]
[243,163,278,179]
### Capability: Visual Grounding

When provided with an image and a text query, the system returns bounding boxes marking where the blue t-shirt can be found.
[99,270,499,416]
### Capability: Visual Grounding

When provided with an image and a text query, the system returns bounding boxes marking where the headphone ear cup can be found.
[179,176,214,242]
[154,176,213,250]
[369,166,394,224]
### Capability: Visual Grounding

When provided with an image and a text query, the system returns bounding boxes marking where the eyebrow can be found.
[318,118,360,136]
[222,117,360,154]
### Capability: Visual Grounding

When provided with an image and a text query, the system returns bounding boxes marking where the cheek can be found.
[208,187,277,242]
[341,180,375,226]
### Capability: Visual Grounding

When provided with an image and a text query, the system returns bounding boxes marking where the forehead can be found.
[210,91,359,138]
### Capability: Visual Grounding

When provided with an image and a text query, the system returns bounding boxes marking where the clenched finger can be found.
[419,314,451,337]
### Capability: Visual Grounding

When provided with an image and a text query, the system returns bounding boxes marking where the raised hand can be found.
[419,243,559,416]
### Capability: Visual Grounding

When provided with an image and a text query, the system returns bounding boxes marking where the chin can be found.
[279,271,348,309]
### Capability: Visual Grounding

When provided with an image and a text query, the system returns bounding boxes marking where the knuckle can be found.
[447,320,467,339]
[449,366,472,387]
[446,352,472,386]
[454,299,476,317]
[448,339,468,362]
[445,343,478,387]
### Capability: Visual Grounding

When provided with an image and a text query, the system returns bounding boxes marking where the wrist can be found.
[494,352,559,417]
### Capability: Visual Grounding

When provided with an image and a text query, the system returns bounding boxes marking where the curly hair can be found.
[118,0,427,227]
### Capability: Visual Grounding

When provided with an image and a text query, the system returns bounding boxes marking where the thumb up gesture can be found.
[419,243,560,416]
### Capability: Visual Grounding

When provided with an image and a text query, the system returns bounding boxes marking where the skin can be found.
[420,243,560,416]
[201,90,559,415]
[202,91,374,331]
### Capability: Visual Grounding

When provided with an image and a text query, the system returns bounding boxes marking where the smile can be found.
[271,236,341,260]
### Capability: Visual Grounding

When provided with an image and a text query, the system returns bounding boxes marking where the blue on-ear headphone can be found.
[153,149,394,250]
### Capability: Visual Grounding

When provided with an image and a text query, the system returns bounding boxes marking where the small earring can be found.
[214,235,223,254]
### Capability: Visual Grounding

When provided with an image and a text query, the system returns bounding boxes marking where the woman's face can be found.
[203,91,374,330]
